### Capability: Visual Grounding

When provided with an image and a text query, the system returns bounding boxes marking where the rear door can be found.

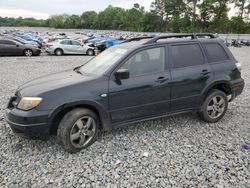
[71,40,85,54]
[108,46,171,123]
[169,42,213,112]
[0,40,20,55]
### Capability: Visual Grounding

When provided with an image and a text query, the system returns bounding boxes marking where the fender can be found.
[200,80,233,103]
[47,99,112,131]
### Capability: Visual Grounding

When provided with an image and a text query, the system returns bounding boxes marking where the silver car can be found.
[46,39,95,56]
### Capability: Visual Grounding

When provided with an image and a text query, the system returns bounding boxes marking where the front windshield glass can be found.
[79,47,128,75]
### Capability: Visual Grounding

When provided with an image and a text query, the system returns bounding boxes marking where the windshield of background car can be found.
[79,47,128,75]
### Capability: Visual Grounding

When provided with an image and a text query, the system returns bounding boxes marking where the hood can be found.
[17,69,95,97]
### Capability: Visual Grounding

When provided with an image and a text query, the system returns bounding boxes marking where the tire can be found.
[57,108,99,153]
[87,49,94,56]
[199,89,228,123]
[55,49,63,56]
[23,49,33,57]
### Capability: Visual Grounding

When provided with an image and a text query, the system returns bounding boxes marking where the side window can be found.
[170,44,204,69]
[71,41,81,46]
[203,43,229,62]
[60,40,71,45]
[1,40,16,45]
[121,47,165,77]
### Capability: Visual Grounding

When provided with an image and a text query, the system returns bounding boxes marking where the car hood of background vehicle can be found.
[17,70,95,96]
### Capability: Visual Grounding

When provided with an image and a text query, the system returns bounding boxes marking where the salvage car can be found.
[0,38,41,56]
[46,39,95,56]
[5,34,244,153]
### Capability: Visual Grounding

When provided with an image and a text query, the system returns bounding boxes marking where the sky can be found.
[0,0,154,19]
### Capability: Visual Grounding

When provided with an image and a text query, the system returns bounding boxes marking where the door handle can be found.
[155,77,168,83]
[201,70,210,75]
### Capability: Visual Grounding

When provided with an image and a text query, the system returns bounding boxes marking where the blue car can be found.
[13,36,39,47]
[105,39,123,48]
[15,34,42,48]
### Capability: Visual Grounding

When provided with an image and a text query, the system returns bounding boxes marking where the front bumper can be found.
[45,48,54,54]
[5,108,52,139]
[33,49,41,56]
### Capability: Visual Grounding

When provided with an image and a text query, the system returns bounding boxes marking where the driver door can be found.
[71,40,85,54]
[108,46,171,124]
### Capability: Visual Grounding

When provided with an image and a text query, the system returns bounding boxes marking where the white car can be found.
[46,39,95,56]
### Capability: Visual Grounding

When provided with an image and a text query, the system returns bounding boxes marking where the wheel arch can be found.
[48,100,111,134]
[54,48,63,54]
[201,81,233,103]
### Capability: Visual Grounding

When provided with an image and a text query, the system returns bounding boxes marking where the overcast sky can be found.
[0,0,154,19]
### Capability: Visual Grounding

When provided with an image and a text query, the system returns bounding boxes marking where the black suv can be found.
[5,34,244,153]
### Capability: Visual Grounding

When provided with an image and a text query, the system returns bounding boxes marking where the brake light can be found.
[236,62,242,72]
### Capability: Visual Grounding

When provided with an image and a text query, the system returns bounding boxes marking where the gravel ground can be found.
[0,49,249,188]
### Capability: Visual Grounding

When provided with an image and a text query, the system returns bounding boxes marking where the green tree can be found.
[80,11,98,29]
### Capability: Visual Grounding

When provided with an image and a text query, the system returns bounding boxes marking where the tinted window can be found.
[79,47,128,75]
[170,44,204,68]
[0,40,16,45]
[121,47,165,77]
[60,40,71,45]
[204,43,229,62]
[71,41,81,46]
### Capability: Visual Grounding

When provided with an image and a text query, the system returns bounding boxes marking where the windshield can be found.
[79,47,128,75]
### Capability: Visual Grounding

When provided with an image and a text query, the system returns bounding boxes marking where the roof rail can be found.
[144,33,217,44]
[123,36,155,43]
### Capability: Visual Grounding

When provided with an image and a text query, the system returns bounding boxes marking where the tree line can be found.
[1,0,250,33]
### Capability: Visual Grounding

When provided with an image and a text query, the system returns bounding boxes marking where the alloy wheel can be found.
[24,50,32,57]
[70,116,96,148]
[207,95,226,119]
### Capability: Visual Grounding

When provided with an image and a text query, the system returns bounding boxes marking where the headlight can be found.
[17,97,42,111]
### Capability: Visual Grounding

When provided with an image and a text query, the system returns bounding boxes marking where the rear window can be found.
[170,43,204,68]
[203,43,229,62]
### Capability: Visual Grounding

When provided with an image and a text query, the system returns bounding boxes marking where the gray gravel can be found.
[0,49,249,188]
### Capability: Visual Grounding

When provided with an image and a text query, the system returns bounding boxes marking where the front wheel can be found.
[199,89,228,123]
[57,108,99,153]
[24,49,33,57]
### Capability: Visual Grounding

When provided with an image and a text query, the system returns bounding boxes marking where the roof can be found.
[117,33,220,50]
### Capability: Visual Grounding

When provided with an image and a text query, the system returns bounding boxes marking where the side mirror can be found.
[16,44,19,47]
[115,69,130,80]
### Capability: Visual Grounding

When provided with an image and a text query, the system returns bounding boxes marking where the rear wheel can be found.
[199,89,228,123]
[55,49,63,56]
[87,49,94,56]
[24,49,33,57]
[57,108,99,153]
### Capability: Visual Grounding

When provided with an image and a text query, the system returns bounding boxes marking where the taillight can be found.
[236,62,242,72]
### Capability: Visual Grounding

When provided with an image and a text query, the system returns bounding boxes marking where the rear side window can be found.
[0,40,16,45]
[203,43,229,62]
[170,44,204,69]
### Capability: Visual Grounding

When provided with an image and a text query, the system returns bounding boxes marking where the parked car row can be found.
[0,29,131,56]
[1,29,250,57]
[224,39,250,47]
